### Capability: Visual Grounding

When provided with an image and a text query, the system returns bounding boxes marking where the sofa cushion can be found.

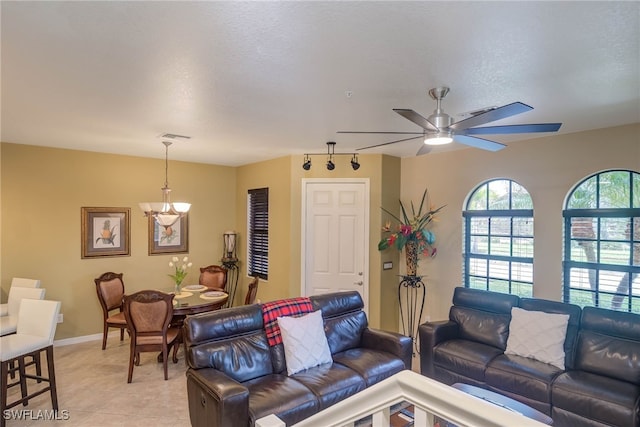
[450,306,511,350]
[333,348,404,386]
[486,353,564,410]
[278,310,332,375]
[245,374,319,426]
[577,306,640,384]
[291,363,366,410]
[324,311,368,355]
[519,298,582,370]
[552,370,640,427]
[434,339,503,383]
[505,307,569,369]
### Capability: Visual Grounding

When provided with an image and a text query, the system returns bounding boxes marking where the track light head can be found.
[326,159,335,171]
[350,154,360,170]
[302,155,312,170]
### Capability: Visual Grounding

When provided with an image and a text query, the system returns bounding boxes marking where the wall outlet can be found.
[57,313,63,323]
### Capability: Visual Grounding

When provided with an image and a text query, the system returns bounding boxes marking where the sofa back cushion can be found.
[449,287,519,350]
[576,306,640,384]
[311,291,367,354]
[183,304,274,383]
[519,298,582,369]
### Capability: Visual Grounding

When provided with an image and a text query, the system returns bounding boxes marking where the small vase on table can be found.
[174,280,182,295]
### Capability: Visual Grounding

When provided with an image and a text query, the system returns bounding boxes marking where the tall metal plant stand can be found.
[398,275,426,355]
[222,257,239,308]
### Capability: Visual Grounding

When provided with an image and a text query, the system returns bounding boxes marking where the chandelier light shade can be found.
[139,141,190,227]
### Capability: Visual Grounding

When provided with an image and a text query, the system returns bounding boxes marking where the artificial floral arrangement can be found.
[168,256,193,288]
[378,189,445,259]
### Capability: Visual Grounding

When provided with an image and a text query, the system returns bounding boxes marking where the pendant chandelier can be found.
[139,141,190,228]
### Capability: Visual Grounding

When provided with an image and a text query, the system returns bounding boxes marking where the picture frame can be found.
[81,207,131,258]
[148,213,189,255]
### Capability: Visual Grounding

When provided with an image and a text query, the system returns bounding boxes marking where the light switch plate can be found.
[383,262,393,270]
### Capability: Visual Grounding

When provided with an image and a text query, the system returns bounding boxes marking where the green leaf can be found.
[378,239,389,251]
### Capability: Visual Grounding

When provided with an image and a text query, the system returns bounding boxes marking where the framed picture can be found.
[81,207,131,258]
[148,213,189,255]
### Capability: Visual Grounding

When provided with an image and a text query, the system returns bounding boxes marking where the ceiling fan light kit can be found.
[338,86,562,156]
[302,141,360,171]
[139,140,191,228]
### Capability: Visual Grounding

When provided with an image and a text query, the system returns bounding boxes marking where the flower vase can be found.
[174,281,182,295]
[405,240,418,276]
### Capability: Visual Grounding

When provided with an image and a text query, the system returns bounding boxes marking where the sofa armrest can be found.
[419,320,459,378]
[186,368,250,427]
[362,328,412,370]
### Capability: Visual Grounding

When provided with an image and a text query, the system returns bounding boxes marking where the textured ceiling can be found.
[1,1,639,166]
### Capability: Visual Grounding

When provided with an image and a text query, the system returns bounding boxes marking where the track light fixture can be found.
[302,142,361,172]
[350,154,360,170]
[302,154,312,170]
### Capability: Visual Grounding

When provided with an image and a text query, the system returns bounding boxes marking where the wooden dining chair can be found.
[94,272,128,350]
[198,265,228,291]
[123,290,179,383]
[244,276,259,305]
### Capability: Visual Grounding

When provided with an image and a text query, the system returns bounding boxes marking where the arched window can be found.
[563,170,640,312]
[463,179,534,297]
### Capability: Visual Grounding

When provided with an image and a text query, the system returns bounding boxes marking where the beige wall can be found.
[400,123,640,322]
[1,143,236,339]
[2,123,638,340]
[235,153,401,330]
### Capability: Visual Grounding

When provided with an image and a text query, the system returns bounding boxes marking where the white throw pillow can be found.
[505,307,570,370]
[277,310,333,375]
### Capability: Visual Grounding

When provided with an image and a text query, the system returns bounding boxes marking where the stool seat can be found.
[1,335,50,361]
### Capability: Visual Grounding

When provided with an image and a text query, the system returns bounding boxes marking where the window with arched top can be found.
[563,170,640,312]
[463,179,534,297]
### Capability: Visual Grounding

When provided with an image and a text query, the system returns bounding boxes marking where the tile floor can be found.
[4,339,190,426]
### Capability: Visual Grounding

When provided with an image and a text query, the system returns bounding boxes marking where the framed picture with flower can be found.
[148,213,189,255]
[81,207,131,258]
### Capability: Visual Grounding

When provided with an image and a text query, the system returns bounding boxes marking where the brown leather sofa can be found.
[419,287,640,427]
[184,291,412,427]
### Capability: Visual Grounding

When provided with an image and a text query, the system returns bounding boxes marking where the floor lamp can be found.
[222,231,239,307]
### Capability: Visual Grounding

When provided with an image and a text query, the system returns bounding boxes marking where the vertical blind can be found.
[248,188,269,280]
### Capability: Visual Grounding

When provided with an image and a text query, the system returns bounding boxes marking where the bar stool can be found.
[0,299,61,427]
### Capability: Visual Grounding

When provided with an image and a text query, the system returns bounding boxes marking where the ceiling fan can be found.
[338,87,562,156]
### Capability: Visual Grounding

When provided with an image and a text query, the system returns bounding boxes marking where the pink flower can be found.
[400,225,412,236]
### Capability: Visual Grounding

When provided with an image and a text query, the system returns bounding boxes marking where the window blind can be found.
[248,188,269,280]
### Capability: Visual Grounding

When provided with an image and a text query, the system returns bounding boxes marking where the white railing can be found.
[256,370,548,427]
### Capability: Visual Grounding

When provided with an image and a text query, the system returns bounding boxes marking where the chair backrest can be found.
[123,290,174,340]
[244,276,259,305]
[8,287,46,317]
[11,277,42,288]
[16,299,61,343]
[199,265,228,290]
[94,272,125,313]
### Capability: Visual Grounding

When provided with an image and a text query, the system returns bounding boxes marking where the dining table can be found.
[158,285,229,362]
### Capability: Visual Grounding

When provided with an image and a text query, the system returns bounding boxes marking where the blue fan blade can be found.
[465,123,562,135]
[454,135,506,152]
[450,102,533,131]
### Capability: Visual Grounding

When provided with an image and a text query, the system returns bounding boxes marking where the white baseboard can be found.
[54,331,118,347]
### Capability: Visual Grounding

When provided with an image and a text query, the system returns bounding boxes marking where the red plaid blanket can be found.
[262,296,313,347]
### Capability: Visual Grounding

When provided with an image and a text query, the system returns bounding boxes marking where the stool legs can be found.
[0,346,58,427]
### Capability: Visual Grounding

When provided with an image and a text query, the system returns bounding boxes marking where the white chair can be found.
[0,278,42,316]
[0,299,61,426]
[11,278,42,288]
[0,287,46,336]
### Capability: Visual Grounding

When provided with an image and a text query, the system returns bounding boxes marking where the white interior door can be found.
[302,179,369,311]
